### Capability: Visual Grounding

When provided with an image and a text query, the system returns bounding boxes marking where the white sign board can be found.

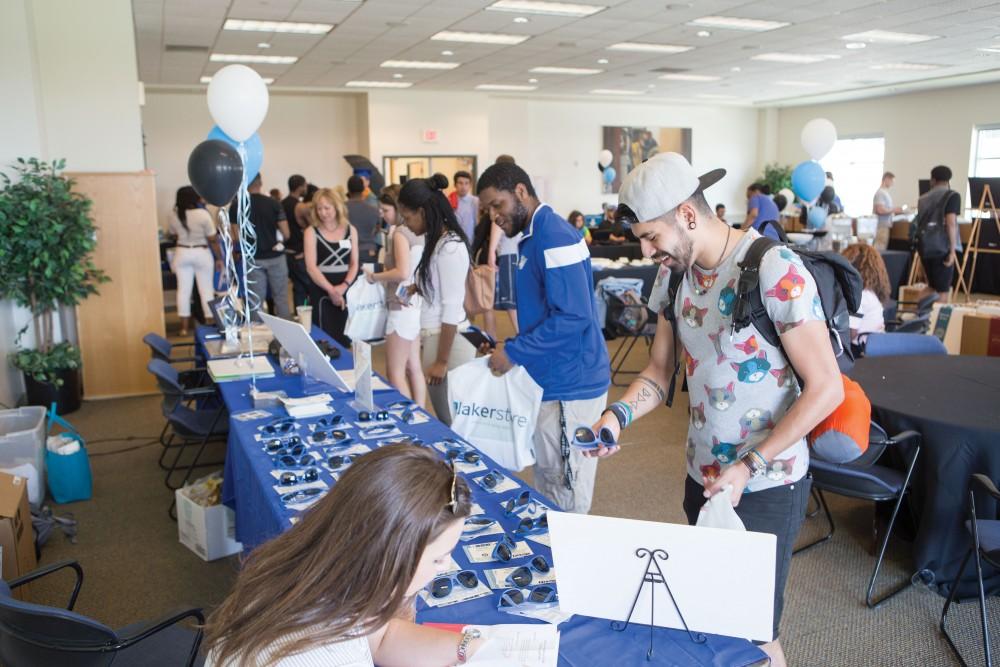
[353,339,374,411]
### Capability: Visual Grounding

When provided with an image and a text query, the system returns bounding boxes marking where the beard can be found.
[504,199,531,238]
[650,226,694,273]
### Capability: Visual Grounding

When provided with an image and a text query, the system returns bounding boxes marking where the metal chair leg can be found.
[794,489,835,554]
[865,489,914,609]
[940,548,974,667]
[973,545,993,667]
[805,487,822,518]
[611,336,643,387]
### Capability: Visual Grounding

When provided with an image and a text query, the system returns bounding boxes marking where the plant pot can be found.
[23,368,82,415]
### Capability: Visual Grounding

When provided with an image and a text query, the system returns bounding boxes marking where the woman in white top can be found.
[399,174,475,426]
[841,243,889,349]
[168,186,220,336]
[364,187,426,405]
[203,445,486,667]
[304,189,358,347]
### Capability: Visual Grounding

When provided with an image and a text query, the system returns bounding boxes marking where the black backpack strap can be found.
[732,237,781,349]
[759,219,790,243]
[660,270,684,408]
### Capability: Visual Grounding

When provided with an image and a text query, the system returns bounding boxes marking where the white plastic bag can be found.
[696,485,746,531]
[446,357,543,471]
[344,278,387,342]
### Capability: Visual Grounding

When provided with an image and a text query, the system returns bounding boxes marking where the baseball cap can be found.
[617,152,725,226]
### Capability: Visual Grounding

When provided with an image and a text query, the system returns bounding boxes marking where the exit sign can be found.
[422,129,439,143]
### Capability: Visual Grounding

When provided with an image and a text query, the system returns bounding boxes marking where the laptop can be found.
[258,313,350,393]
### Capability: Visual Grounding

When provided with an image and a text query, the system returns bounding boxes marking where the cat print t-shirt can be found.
[675,229,822,493]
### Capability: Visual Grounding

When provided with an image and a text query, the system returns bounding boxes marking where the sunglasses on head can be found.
[492,534,517,562]
[429,570,479,599]
[515,513,548,536]
[315,415,343,428]
[312,429,349,444]
[280,486,323,506]
[275,453,317,469]
[463,516,496,535]
[480,469,507,490]
[572,426,617,451]
[262,419,296,435]
[326,454,356,470]
[358,410,389,422]
[505,556,551,588]
[279,467,320,486]
[499,585,557,609]
[264,436,302,454]
[446,449,481,464]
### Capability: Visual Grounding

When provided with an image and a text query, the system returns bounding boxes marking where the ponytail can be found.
[399,174,470,297]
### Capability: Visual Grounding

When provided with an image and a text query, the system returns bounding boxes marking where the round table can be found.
[851,355,1000,597]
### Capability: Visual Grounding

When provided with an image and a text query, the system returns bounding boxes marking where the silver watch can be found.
[457,628,481,664]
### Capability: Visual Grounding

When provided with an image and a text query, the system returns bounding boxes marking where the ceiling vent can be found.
[650,67,688,73]
[165,44,210,53]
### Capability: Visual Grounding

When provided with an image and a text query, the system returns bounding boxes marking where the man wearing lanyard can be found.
[477,162,609,514]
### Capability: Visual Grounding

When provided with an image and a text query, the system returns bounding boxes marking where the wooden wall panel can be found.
[68,171,164,398]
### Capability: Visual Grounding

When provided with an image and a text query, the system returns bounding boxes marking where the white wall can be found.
[775,82,1000,210]
[142,90,365,228]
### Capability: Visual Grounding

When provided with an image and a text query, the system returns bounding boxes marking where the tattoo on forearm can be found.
[637,375,666,401]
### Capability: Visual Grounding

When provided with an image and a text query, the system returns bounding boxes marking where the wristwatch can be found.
[739,448,767,479]
[457,628,481,664]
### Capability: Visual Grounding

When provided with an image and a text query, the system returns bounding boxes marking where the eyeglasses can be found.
[505,556,551,588]
[480,469,507,490]
[492,534,517,562]
[261,419,296,435]
[429,570,480,599]
[314,415,343,428]
[280,486,323,506]
[275,453,317,468]
[263,436,302,454]
[498,585,557,609]
[572,426,617,451]
[326,454,355,470]
[446,449,481,464]
[358,410,389,422]
[463,516,496,535]
[279,467,320,486]
[515,513,548,536]
[311,429,350,444]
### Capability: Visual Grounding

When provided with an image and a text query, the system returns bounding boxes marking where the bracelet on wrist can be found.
[739,448,767,479]
[457,628,481,664]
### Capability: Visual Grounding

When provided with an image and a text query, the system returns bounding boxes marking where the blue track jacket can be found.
[505,204,610,402]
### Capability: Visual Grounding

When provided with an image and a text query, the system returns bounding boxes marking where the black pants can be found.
[308,272,350,348]
[286,254,310,308]
[683,475,811,641]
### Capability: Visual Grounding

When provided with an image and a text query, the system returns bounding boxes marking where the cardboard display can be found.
[961,315,1000,357]
[176,488,243,561]
[0,472,37,600]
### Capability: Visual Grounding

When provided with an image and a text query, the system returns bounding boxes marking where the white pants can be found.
[421,330,477,426]
[174,247,215,318]
[533,394,607,514]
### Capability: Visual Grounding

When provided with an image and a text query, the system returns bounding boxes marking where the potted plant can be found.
[759,162,793,195]
[0,158,108,414]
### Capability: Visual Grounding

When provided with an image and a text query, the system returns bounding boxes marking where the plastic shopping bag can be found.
[344,278,387,342]
[446,357,543,471]
[696,485,745,531]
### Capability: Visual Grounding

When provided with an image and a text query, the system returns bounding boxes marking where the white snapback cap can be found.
[617,152,725,224]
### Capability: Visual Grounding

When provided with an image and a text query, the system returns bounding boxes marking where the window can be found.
[819,135,885,218]
[971,125,1000,177]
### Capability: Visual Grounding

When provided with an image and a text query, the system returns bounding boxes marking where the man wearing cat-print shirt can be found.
[588,153,843,667]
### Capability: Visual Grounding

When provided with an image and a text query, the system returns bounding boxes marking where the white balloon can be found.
[598,149,613,168]
[800,118,837,161]
[778,188,796,212]
[207,65,269,142]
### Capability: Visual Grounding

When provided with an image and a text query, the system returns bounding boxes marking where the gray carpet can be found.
[24,320,998,666]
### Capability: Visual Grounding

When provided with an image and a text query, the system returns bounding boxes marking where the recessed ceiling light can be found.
[647,83,656,88]
[597,58,609,64]
[607,42,692,54]
[980,47,1000,54]
[393,73,404,79]
[210,53,298,64]
[775,80,820,87]
[530,65,602,74]
[514,16,530,23]
[202,76,274,84]
[869,62,939,70]
[528,78,538,83]
[696,30,711,37]
[380,60,460,70]
[257,42,271,49]
[690,16,789,32]
[432,30,529,45]
[751,52,838,64]
[476,83,538,90]
[346,80,413,88]
[659,73,721,81]
[842,30,939,44]
[731,66,741,72]
[590,88,644,95]
[224,19,332,34]
[441,50,454,56]
[486,1,606,17]
[696,93,737,100]
[845,42,866,49]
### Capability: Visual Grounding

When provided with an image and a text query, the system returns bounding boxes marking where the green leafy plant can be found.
[0,158,108,386]
[759,162,793,195]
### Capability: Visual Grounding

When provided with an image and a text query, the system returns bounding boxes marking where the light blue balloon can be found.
[603,166,617,184]
[806,205,828,229]
[791,160,825,203]
[207,126,263,183]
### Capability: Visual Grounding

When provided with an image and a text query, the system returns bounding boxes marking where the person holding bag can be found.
[364,187,426,405]
[399,174,475,426]
[304,189,358,347]
[913,165,961,303]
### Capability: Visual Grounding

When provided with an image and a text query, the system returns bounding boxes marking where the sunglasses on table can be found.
[514,513,548,536]
[463,516,497,535]
[480,470,508,490]
[314,415,344,428]
[261,419,296,435]
[429,570,480,599]
[503,491,544,517]
[280,487,323,506]
[263,436,302,454]
[505,556,551,588]
[326,454,356,470]
[498,585,558,609]
[446,449,481,464]
[279,467,320,486]
[572,426,617,451]
[361,424,397,438]
[311,429,350,444]
[274,452,317,469]
[491,534,517,562]
[358,410,390,422]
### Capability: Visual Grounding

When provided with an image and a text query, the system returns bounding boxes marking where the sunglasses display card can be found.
[233,409,273,422]
[508,500,550,520]
[418,580,492,608]
[524,533,551,548]
[308,421,355,431]
[460,517,504,542]
[279,487,326,512]
[473,473,520,494]
[270,477,328,495]
[484,565,557,590]
[358,425,404,440]
[454,459,487,475]
[463,538,533,564]
[319,443,371,457]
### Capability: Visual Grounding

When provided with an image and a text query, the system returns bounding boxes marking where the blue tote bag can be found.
[45,403,93,503]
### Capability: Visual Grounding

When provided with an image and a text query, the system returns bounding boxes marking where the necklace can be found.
[710,225,732,270]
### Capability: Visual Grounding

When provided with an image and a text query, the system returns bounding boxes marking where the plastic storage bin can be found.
[0,407,47,496]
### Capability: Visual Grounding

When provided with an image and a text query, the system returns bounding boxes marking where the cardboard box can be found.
[176,488,242,561]
[0,472,37,600]
[898,284,926,310]
[961,315,1000,357]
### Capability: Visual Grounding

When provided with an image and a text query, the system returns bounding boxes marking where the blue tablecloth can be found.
[195,326,765,666]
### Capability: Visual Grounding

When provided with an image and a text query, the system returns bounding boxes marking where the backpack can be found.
[911,188,955,260]
[605,288,649,337]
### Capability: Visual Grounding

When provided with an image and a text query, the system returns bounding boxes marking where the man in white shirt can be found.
[872,171,904,250]
[451,170,479,243]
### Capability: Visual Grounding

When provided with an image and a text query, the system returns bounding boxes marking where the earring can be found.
[687,220,697,230]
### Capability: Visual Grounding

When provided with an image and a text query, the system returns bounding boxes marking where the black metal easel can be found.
[611,547,706,660]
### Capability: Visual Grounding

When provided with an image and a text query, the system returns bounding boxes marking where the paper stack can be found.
[281,394,334,419]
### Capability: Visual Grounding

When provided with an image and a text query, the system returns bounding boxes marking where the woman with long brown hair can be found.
[204,444,484,666]
[841,243,889,347]
[304,188,358,347]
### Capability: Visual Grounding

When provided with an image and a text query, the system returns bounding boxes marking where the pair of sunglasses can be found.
[429,570,479,599]
[280,487,323,506]
[358,410,389,422]
[572,426,617,450]
[505,556,551,588]
[279,468,320,486]
[480,469,507,490]
[492,534,517,562]
[463,516,496,535]
[263,436,302,454]
[503,491,541,517]
[361,424,396,437]
[515,513,548,536]
[315,415,343,428]
[499,585,557,609]
[275,453,317,468]
[326,454,355,470]
[446,449,480,464]
[311,429,349,444]
[261,419,296,435]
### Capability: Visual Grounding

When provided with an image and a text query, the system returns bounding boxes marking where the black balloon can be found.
[187,139,244,206]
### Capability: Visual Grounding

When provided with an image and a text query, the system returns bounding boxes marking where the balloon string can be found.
[236,142,259,391]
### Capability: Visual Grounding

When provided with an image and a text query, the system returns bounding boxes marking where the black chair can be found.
[941,474,1000,667]
[608,315,657,387]
[0,560,204,666]
[142,333,209,447]
[795,424,922,608]
[885,293,938,334]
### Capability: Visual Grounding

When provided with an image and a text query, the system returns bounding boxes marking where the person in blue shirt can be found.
[742,182,783,240]
[477,162,610,514]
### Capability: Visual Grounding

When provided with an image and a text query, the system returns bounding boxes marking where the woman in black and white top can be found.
[304,188,358,347]
[169,186,220,336]
[398,174,474,425]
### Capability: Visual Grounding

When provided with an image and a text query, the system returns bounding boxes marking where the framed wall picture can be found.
[601,126,692,193]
